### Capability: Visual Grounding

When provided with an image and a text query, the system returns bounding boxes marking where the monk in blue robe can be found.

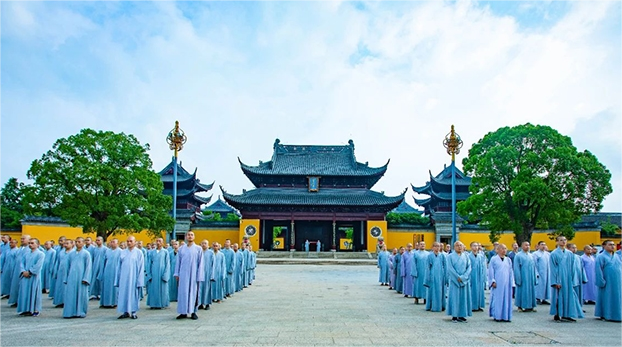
[41,241,56,294]
[146,238,169,310]
[401,243,414,298]
[567,243,587,308]
[549,236,583,322]
[174,232,204,320]
[248,244,257,284]
[89,237,107,300]
[581,245,597,304]
[394,247,404,294]
[233,243,245,292]
[8,235,31,307]
[514,241,538,312]
[63,237,92,318]
[595,240,622,322]
[116,236,144,319]
[99,239,121,308]
[197,240,213,310]
[53,239,74,308]
[424,242,447,312]
[488,244,514,322]
[1,239,18,298]
[304,240,310,255]
[447,241,472,323]
[468,242,486,311]
[377,245,390,286]
[222,239,235,297]
[17,238,45,316]
[210,242,226,302]
[533,241,551,305]
[388,248,397,290]
[412,242,429,304]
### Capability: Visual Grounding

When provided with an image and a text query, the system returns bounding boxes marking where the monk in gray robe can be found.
[8,235,30,307]
[533,241,551,305]
[53,239,74,308]
[412,242,429,304]
[1,239,18,298]
[210,242,226,303]
[222,239,235,297]
[174,232,204,320]
[168,240,179,302]
[41,241,56,294]
[197,240,213,310]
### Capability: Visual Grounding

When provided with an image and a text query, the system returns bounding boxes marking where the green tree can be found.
[458,123,612,245]
[601,221,621,237]
[25,129,175,240]
[1,178,25,229]
[386,212,430,225]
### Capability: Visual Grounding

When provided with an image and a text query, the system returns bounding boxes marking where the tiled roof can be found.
[221,186,405,207]
[204,197,240,214]
[158,159,194,181]
[21,215,66,224]
[391,200,423,214]
[239,139,389,177]
[412,164,471,193]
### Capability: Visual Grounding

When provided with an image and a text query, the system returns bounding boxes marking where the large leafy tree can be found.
[1,178,25,229]
[25,129,175,240]
[458,123,612,245]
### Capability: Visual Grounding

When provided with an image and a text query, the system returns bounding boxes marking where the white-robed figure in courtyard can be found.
[594,240,622,322]
[533,241,551,305]
[411,242,429,305]
[197,240,214,310]
[99,239,121,308]
[16,238,45,316]
[146,238,170,310]
[116,236,144,319]
[488,244,514,322]
[468,241,486,312]
[52,239,74,308]
[210,242,226,303]
[446,241,472,323]
[63,237,92,318]
[174,232,204,320]
[513,241,538,312]
[90,236,107,300]
[549,236,583,322]
[377,245,390,286]
[424,242,447,312]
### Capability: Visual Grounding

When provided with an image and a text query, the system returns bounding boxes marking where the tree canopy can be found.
[458,123,612,245]
[386,212,430,226]
[25,129,175,240]
[1,178,25,229]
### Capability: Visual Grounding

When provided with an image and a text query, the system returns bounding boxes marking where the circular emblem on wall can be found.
[245,225,257,237]
[370,226,382,238]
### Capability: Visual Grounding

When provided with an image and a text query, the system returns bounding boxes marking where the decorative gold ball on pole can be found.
[166,120,187,158]
[443,125,463,163]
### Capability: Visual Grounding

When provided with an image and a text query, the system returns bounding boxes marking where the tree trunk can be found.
[516,224,534,246]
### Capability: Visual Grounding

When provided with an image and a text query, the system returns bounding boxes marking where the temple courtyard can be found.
[1,264,620,346]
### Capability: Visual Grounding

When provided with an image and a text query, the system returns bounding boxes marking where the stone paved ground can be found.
[1,264,620,346]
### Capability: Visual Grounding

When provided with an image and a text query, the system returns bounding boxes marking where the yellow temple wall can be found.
[191,227,240,247]
[385,229,435,250]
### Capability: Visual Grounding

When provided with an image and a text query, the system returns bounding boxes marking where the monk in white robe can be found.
[549,236,583,322]
[468,242,486,311]
[488,244,514,322]
[514,241,538,312]
[446,241,472,323]
[210,242,226,302]
[63,237,92,318]
[146,238,170,309]
[53,239,74,308]
[197,240,213,310]
[533,241,551,305]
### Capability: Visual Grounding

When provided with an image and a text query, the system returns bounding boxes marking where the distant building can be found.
[412,164,471,244]
[158,159,213,239]
[203,197,241,219]
[222,139,405,251]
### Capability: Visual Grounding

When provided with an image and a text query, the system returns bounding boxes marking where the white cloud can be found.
[1,1,620,212]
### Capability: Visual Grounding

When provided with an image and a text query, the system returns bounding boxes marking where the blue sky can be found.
[1,1,620,212]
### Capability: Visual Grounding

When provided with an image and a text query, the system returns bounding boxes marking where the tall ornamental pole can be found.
[166,121,187,243]
[443,125,463,245]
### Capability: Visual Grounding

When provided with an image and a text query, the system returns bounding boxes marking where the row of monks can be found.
[377,238,622,323]
[0,232,257,320]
